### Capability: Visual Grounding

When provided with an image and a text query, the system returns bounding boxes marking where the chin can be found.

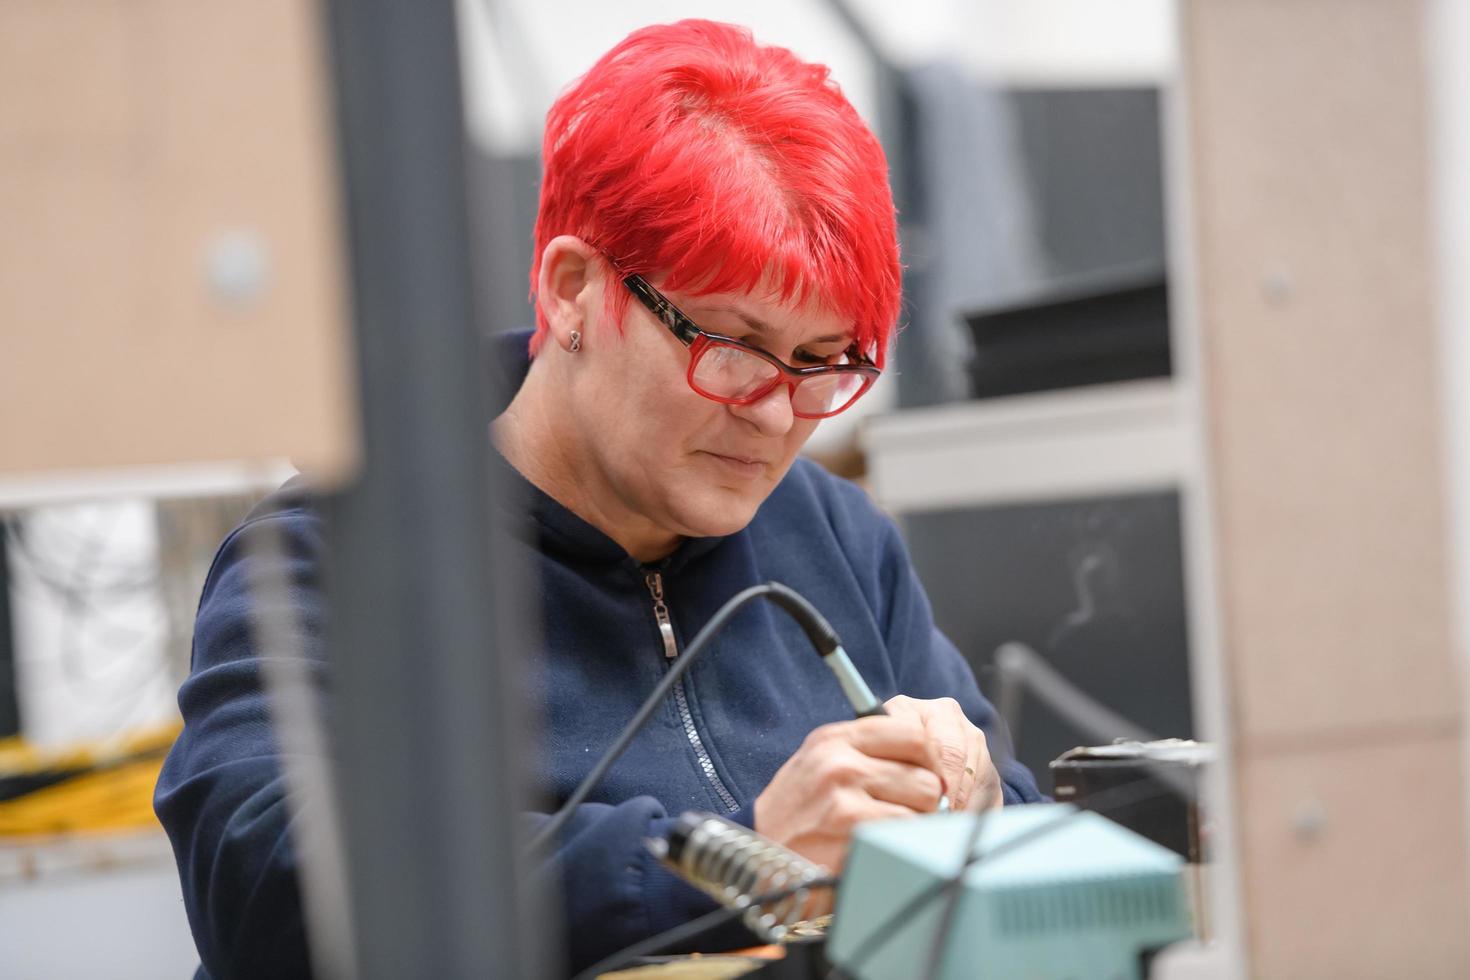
[673,488,764,539]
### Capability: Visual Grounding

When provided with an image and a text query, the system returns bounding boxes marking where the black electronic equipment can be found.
[963,263,1170,400]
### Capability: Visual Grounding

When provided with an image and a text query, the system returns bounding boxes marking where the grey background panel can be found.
[466,146,540,336]
[902,491,1193,785]
[1010,87,1167,279]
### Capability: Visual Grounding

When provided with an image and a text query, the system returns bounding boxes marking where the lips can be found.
[701,451,771,479]
[707,452,769,467]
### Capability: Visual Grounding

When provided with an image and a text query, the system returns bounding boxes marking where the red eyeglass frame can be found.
[621,274,882,419]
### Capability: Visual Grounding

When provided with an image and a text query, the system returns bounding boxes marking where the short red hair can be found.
[529,19,901,367]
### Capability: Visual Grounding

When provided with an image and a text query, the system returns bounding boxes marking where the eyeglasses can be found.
[622,274,881,419]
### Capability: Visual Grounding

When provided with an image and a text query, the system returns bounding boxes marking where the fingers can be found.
[966,750,1005,812]
[960,726,985,811]
[884,695,976,807]
[933,704,975,808]
[759,713,965,873]
[800,709,997,819]
[801,717,946,814]
[831,791,921,828]
[826,715,942,774]
[853,757,945,812]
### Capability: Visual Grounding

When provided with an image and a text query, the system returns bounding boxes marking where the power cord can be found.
[571,876,840,980]
[527,580,850,854]
[578,777,1181,980]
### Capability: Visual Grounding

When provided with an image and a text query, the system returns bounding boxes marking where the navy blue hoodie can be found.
[155,330,1042,978]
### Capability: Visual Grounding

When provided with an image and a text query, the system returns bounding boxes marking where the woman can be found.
[157,19,1041,978]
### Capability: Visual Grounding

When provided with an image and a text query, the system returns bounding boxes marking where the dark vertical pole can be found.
[319,1,539,976]
[0,532,19,738]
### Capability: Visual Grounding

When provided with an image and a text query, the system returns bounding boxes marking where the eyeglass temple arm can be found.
[623,275,702,346]
[626,273,882,371]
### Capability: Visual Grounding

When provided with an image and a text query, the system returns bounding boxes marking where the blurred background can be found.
[3,0,1469,977]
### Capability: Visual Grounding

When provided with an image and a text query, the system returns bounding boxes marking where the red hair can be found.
[529,20,901,367]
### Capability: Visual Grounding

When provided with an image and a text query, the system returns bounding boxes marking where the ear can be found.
[537,236,600,352]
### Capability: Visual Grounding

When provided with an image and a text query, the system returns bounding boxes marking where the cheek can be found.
[659,372,723,429]
[781,419,821,459]
[619,375,717,462]
[587,343,675,432]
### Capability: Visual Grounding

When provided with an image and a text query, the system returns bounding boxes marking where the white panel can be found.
[862,380,1184,512]
[458,0,878,155]
[0,459,293,511]
[1427,0,1470,901]
[952,0,1176,86]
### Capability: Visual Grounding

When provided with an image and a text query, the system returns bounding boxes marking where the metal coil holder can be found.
[655,811,831,941]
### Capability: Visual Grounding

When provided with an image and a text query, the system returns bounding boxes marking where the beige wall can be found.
[1181,0,1470,974]
[0,0,357,486]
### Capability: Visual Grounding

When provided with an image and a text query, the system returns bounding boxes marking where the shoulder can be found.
[198,478,325,613]
[779,456,868,502]
[751,461,926,661]
[754,458,905,572]
[223,478,323,560]
[240,474,319,527]
[760,457,875,523]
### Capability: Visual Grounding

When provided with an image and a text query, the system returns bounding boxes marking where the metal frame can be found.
[319,0,541,975]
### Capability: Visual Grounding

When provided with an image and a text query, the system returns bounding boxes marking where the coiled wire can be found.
[658,811,830,941]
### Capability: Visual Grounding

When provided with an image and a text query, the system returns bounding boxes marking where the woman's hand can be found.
[752,714,945,873]
[882,695,1004,814]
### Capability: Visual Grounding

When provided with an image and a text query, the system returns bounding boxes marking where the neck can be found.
[493,357,681,564]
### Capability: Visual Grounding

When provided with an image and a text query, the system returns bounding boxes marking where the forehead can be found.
[672,283,854,346]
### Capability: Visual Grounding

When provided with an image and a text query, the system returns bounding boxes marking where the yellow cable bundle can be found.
[0,721,182,838]
[0,720,181,775]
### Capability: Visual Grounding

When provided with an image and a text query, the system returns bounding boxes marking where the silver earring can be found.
[569,330,582,353]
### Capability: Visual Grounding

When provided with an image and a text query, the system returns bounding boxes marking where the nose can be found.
[727,381,797,436]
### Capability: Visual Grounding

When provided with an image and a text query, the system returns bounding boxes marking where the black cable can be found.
[3,518,160,599]
[917,801,988,980]
[825,812,1049,980]
[536,579,1185,978]
[827,775,1189,980]
[526,582,768,852]
[5,516,160,650]
[759,582,842,656]
[528,581,842,853]
[571,876,840,980]
[5,514,172,714]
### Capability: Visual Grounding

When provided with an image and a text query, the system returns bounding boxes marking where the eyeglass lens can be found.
[691,342,867,416]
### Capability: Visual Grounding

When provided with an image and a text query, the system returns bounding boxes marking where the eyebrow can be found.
[689,304,851,346]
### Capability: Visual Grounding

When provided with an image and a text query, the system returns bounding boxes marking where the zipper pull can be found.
[644,571,680,660]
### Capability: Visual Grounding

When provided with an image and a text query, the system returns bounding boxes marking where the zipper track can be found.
[645,570,740,813]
